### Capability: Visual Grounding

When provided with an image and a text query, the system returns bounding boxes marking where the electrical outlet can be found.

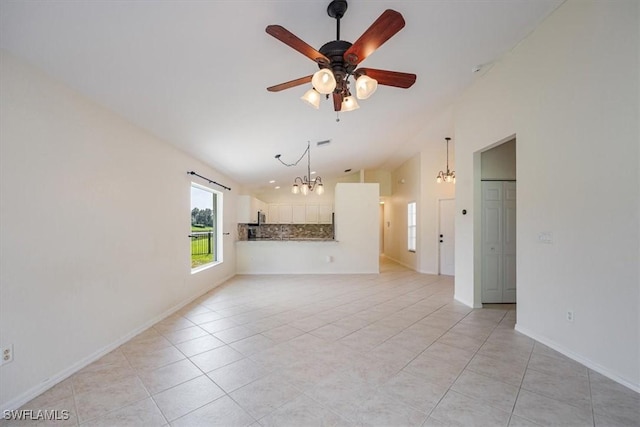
[1,345,13,365]
[566,311,574,322]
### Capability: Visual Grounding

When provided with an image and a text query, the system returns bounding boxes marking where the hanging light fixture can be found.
[311,69,337,94]
[341,94,360,111]
[300,88,321,109]
[275,142,324,196]
[436,137,456,184]
[355,74,378,99]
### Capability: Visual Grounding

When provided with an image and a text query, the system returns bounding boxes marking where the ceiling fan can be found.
[266,0,417,112]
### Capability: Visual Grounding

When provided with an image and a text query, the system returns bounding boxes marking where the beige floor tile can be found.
[206,358,270,393]
[23,378,74,409]
[170,396,254,427]
[137,359,202,395]
[152,375,224,422]
[160,326,209,345]
[74,376,149,424]
[589,370,640,426]
[120,332,173,356]
[430,390,511,427]
[198,318,239,334]
[308,324,352,341]
[380,370,448,413]
[15,261,640,427]
[229,334,275,356]
[465,352,528,387]
[259,394,351,427]
[229,373,301,419]
[527,352,588,379]
[451,370,519,412]
[183,311,222,325]
[352,392,427,427]
[521,368,591,409]
[513,389,593,426]
[507,414,542,426]
[212,325,257,344]
[260,325,305,343]
[15,395,77,427]
[188,345,244,373]
[80,397,166,427]
[175,334,225,357]
[125,346,185,371]
[153,315,196,334]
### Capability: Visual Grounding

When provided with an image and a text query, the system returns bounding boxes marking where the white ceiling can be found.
[0,0,563,191]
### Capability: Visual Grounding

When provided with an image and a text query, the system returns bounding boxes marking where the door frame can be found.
[437,197,455,275]
[473,134,517,307]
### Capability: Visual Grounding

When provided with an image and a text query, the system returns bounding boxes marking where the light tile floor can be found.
[4,260,639,426]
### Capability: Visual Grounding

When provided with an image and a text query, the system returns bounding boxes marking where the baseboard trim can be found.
[1,273,235,413]
[515,323,640,394]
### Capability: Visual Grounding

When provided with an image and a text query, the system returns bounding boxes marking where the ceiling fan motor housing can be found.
[319,40,355,94]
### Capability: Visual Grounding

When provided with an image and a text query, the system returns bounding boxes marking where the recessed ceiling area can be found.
[0,0,564,190]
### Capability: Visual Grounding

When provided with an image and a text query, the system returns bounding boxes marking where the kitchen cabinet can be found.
[278,204,293,224]
[292,205,306,224]
[237,195,266,223]
[267,204,279,224]
[305,205,319,223]
[319,204,333,224]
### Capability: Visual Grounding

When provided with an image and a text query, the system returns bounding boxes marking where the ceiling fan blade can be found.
[343,10,405,66]
[356,68,416,88]
[267,75,313,92]
[333,92,342,111]
[266,25,330,66]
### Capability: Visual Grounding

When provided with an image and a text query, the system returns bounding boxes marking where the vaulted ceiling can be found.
[0,0,563,191]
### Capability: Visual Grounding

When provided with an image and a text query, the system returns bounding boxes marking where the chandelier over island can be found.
[436,137,456,184]
[275,142,324,195]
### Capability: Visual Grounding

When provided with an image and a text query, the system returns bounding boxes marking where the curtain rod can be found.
[187,171,231,191]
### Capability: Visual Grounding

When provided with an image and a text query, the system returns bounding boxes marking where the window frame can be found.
[407,201,417,253]
[190,182,223,274]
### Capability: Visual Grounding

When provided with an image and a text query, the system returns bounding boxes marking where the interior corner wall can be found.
[0,51,239,409]
[453,0,639,389]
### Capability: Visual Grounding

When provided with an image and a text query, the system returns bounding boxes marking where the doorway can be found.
[478,138,516,304]
[439,198,455,275]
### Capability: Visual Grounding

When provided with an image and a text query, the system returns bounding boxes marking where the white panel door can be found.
[502,182,517,302]
[439,199,455,275]
[482,182,504,303]
[481,181,516,303]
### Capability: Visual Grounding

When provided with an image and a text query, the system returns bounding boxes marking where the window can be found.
[190,183,222,270]
[408,201,416,252]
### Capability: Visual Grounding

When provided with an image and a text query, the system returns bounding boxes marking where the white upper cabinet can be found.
[319,204,333,224]
[305,205,319,223]
[292,205,306,224]
[237,195,266,223]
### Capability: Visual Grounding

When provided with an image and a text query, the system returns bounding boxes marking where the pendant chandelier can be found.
[275,142,324,195]
[436,137,456,184]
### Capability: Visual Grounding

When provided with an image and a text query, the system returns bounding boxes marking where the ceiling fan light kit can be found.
[266,0,416,113]
[301,89,321,109]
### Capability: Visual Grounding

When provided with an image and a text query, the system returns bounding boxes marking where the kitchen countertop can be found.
[238,238,337,242]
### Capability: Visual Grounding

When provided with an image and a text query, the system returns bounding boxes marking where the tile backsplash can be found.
[237,224,334,240]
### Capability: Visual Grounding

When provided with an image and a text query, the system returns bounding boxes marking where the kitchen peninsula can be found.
[235,183,379,274]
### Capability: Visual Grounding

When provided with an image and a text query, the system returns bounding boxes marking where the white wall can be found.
[453,1,639,389]
[385,156,420,270]
[481,139,516,180]
[0,51,238,409]
[236,183,379,274]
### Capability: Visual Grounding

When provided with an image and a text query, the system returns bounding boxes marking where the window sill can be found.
[191,260,223,275]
